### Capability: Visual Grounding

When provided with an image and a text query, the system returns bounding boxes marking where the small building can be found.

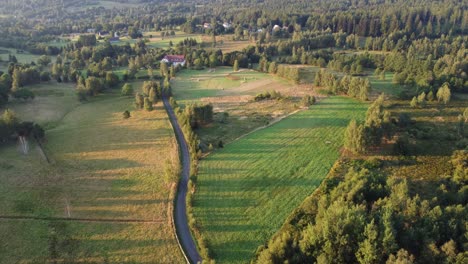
[222,22,232,29]
[161,55,186,66]
[109,37,120,43]
[203,23,212,29]
[99,31,110,37]
[273,25,281,31]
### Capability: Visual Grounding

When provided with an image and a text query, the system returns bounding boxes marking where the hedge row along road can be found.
[163,96,202,264]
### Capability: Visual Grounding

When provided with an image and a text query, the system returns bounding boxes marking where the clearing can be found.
[192,96,368,263]
[171,67,318,145]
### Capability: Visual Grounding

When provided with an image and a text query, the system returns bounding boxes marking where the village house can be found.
[161,55,186,66]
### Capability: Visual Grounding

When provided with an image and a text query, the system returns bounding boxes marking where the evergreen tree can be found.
[356,220,380,264]
[345,119,364,153]
[410,97,418,108]
[426,91,434,101]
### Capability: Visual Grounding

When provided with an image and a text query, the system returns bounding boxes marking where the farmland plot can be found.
[192,96,367,263]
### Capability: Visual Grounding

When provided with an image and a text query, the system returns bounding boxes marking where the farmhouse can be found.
[161,55,186,66]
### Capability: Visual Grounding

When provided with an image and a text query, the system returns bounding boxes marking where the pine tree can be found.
[381,207,398,257]
[426,90,434,101]
[356,220,380,264]
[410,96,418,108]
[344,119,364,153]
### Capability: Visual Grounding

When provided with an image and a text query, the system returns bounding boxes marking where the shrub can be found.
[144,97,153,111]
[394,133,410,156]
[123,110,131,119]
[121,83,134,96]
[12,89,35,100]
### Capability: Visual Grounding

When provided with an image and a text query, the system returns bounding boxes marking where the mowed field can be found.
[192,96,367,263]
[0,82,184,263]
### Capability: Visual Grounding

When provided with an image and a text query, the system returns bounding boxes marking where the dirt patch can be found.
[226,74,240,81]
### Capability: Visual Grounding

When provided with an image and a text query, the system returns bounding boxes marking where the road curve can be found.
[163,96,202,264]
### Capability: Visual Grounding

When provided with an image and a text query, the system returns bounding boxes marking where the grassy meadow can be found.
[201,34,253,53]
[171,67,318,145]
[192,96,368,263]
[0,82,184,263]
[0,47,52,72]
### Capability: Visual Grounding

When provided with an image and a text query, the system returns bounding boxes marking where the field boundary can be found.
[0,215,164,224]
[225,96,329,147]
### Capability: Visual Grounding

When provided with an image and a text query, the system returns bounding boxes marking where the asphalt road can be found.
[163,96,202,264]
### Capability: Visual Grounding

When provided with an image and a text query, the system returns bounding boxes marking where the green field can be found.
[192,96,367,263]
[367,71,408,97]
[172,67,270,103]
[0,47,54,72]
[0,82,184,263]
[171,67,316,146]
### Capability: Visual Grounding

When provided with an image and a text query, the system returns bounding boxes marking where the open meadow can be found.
[0,47,53,72]
[171,67,318,145]
[192,96,368,263]
[0,82,184,263]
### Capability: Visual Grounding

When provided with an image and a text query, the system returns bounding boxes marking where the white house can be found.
[161,55,186,66]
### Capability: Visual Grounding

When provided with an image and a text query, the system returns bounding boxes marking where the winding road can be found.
[163,96,202,264]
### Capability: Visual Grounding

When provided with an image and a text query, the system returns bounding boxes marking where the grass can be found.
[0,82,184,263]
[201,34,253,53]
[172,67,270,103]
[192,96,367,263]
[0,47,54,72]
[378,98,467,198]
[6,82,78,129]
[172,67,318,146]
[367,71,408,97]
[110,31,203,49]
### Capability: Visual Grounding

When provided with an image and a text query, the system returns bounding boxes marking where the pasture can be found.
[192,96,367,263]
[0,82,184,263]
